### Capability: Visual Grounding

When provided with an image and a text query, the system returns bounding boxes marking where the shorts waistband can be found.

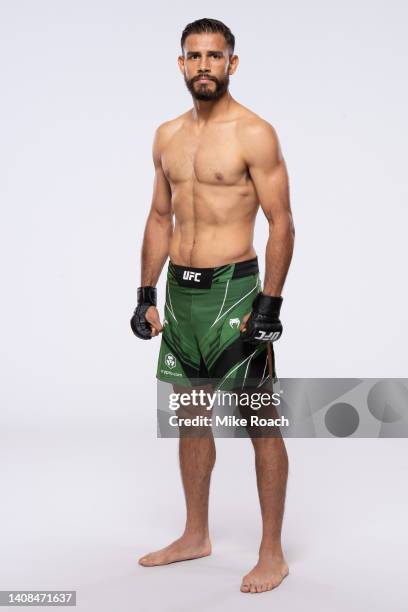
[168,257,259,288]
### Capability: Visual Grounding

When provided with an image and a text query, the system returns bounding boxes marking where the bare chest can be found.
[162,126,248,186]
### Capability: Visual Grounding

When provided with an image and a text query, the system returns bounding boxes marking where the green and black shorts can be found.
[156,257,276,391]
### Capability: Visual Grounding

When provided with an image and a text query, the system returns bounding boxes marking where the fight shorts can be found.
[156,257,277,390]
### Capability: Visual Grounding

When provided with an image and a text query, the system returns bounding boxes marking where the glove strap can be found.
[137,286,157,307]
[252,293,283,316]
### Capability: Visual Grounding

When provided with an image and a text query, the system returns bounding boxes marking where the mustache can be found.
[191,75,218,83]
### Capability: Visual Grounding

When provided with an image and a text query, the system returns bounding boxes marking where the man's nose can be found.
[198,57,210,72]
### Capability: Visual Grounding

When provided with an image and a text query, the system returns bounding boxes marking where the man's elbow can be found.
[149,207,173,228]
[269,212,295,239]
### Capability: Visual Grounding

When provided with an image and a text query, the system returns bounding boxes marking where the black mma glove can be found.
[130,286,157,340]
[241,293,283,344]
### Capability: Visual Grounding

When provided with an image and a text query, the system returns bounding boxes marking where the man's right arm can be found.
[141,125,173,286]
[130,125,173,339]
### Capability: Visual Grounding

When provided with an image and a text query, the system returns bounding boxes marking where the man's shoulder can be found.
[155,111,191,143]
[235,107,278,144]
[233,106,281,165]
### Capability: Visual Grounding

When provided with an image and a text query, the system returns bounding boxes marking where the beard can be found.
[184,73,230,101]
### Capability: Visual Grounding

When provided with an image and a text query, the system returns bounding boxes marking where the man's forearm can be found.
[263,220,295,296]
[140,212,173,286]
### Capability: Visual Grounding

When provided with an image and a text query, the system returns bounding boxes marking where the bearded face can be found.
[180,32,235,102]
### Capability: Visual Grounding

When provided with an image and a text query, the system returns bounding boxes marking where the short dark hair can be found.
[181,18,235,54]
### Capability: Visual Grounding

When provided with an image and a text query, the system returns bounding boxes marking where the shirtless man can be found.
[131,18,295,594]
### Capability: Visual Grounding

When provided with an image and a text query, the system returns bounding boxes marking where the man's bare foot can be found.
[240,551,289,594]
[138,534,211,567]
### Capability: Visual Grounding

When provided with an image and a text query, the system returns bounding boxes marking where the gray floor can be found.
[1,426,406,611]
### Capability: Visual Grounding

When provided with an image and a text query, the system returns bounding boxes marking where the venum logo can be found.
[164,353,176,369]
[229,318,241,329]
[182,271,201,282]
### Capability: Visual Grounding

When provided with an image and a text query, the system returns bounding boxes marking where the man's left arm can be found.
[239,119,295,342]
[242,119,295,296]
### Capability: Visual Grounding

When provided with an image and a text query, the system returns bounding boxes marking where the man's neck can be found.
[191,91,234,124]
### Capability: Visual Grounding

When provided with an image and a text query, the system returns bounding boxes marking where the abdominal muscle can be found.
[167,173,260,267]
[170,221,257,268]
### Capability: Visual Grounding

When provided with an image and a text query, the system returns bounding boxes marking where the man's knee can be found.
[235,387,283,439]
[172,385,214,437]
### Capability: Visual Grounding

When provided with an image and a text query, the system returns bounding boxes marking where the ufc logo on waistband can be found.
[254,330,281,341]
[182,271,202,282]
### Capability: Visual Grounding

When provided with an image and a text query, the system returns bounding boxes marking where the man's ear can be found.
[228,54,239,75]
[177,55,185,75]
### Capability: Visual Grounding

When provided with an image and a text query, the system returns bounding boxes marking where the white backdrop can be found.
[1,1,407,610]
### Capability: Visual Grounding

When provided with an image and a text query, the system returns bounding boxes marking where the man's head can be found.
[178,18,238,101]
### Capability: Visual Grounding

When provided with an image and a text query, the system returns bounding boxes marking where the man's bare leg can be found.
[139,387,215,566]
[240,346,289,594]
[240,434,289,592]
